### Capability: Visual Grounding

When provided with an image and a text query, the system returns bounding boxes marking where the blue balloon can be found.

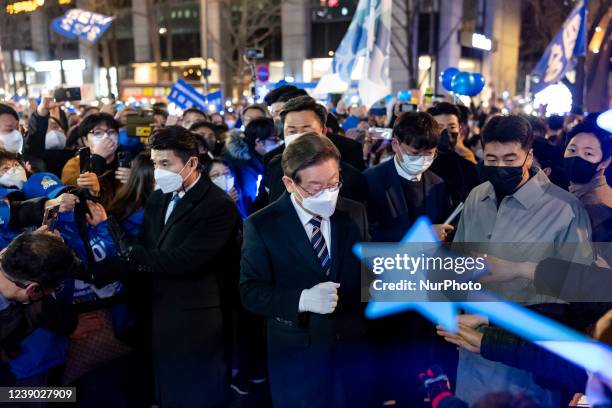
[468,73,486,96]
[451,71,480,96]
[440,67,460,91]
[397,89,411,102]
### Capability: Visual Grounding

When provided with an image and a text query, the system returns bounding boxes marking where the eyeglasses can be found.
[90,130,118,138]
[295,180,343,198]
[398,145,437,159]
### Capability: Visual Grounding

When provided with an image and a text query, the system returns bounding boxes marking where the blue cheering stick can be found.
[352,216,612,381]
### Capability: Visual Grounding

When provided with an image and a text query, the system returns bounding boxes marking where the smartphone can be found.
[118,151,131,168]
[42,204,60,230]
[79,147,92,173]
[368,127,393,140]
[54,87,82,102]
[399,103,418,113]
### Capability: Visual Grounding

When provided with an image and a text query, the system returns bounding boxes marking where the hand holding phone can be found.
[42,204,60,230]
[53,87,82,102]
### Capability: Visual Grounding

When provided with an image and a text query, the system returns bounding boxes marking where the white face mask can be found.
[212,174,235,192]
[154,159,194,194]
[45,130,67,150]
[284,132,306,147]
[262,142,281,153]
[0,166,27,189]
[0,130,23,154]
[295,186,339,218]
[396,153,435,179]
[225,120,236,129]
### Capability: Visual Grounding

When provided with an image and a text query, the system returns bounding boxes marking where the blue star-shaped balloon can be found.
[353,216,612,382]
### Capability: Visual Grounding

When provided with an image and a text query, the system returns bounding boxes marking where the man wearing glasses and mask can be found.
[240,133,371,407]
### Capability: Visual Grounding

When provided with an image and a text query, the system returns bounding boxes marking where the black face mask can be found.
[564,156,600,184]
[478,154,529,196]
[438,130,458,154]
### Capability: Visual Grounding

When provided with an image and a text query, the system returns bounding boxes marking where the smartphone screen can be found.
[399,103,418,113]
[42,205,60,230]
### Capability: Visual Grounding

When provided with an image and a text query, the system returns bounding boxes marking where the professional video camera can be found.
[126,110,155,143]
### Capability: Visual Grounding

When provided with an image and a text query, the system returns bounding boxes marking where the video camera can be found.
[126,110,155,143]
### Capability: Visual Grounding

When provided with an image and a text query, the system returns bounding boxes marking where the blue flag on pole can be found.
[530,0,588,93]
[51,9,114,44]
[314,0,391,107]
[168,80,223,112]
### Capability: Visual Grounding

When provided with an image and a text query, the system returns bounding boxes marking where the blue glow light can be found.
[353,216,612,381]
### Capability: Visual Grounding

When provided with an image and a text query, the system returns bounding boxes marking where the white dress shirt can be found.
[290,193,332,255]
[164,174,201,223]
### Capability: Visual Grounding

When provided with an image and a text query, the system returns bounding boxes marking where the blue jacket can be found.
[54,211,122,304]
[121,208,144,237]
[222,131,263,218]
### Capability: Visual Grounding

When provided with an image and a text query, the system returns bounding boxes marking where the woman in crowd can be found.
[24,96,73,177]
[563,121,611,266]
[106,151,156,406]
[205,158,248,218]
[223,118,281,213]
[107,151,155,237]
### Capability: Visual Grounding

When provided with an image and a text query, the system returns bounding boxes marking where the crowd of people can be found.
[0,83,610,408]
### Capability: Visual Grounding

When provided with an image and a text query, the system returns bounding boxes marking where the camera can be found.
[64,186,101,218]
[53,87,82,102]
[126,110,155,142]
[244,47,264,60]
[118,151,131,169]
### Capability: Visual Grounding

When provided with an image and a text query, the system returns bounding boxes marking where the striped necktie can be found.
[308,216,331,276]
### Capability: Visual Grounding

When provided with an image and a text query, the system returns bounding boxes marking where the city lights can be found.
[533,83,573,116]
[6,0,44,14]
[471,33,492,51]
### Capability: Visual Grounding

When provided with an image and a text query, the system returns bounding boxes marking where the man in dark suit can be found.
[427,103,479,204]
[364,111,453,243]
[261,96,368,205]
[241,133,371,407]
[325,112,366,171]
[90,127,241,407]
[363,112,455,406]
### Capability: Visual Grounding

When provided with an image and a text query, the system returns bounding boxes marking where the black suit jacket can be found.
[429,151,479,205]
[240,193,370,407]
[129,175,241,407]
[364,158,452,242]
[327,133,366,171]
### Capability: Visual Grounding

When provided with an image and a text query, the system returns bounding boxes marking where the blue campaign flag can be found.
[530,0,588,93]
[51,9,114,44]
[168,80,223,112]
[205,90,223,111]
[330,0,371,82]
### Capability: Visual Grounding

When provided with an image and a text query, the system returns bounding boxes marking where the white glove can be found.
[298,281,340,314]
